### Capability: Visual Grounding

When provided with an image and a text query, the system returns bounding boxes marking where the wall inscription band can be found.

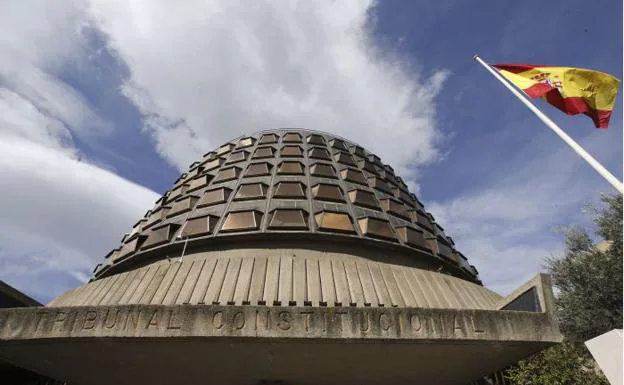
[0,305,552,342]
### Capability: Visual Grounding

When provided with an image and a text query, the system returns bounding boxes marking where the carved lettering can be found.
[359,312,370,332]
[53,311,67,326]
[453,315,464,334]
[379,313,391,331]
[409,313,422,332]
[334,311,347,332]
[104,309,119,329]
[125,309,140,330]
[232,311,245,330]
[212,311,224,329]
[470,315,485,334]
[167,310,181,330]
[300,311,313,332]
[277,311,291,330]
[146,310,159,329]
[82,310,98,330]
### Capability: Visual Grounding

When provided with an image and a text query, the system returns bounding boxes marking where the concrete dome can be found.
[0,129,561,385]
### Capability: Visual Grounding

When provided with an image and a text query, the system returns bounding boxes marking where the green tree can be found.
[507,194,622,385]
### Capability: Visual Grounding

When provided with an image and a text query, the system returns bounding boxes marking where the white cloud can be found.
[86,0,448,179]
[427,118,622,295]
[0,1,159,302]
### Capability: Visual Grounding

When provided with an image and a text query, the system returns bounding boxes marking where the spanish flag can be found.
[493,64,620,128]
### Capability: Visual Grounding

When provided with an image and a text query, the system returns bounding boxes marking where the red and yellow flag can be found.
[493,64,620,128]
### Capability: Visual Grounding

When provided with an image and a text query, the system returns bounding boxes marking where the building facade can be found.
[0,129,561,384]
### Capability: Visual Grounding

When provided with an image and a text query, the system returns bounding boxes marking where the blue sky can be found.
[0,0,621,303]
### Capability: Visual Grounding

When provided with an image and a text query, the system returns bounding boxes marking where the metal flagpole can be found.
[473,54,623,193]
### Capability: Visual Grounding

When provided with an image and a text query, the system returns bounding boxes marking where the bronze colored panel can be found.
[188,175,212,192]
[117,235,146,260]
[181,215,219,238]
[142,224,180,249]
[217,143,234,156]
[416,210,433,230]
[310,163,336,178]
[315,211,355,234]
[395,226,430,250]
[197,187,232,207]
[350,145,366,157]
[144,206,170,228]
[273,182,306,199]
[348,189,380,210]
[277,161,304,175]
[245,162,272,177]
[311,183,344,202]
[368,153,381,165]
[234,183,268,200]
[187,166,203,178]
[237,136,255,148]
[333,152,356,166]
[200,157,225,172]
[280,145,303,157]
[340,168,367,185]
[306,134,326,145]
[167,196,199,217]
[368,177,393,193]
[221,210,263,232]
[308,147,331,160]
[226,150,249,165]
[252,146,275,159]
[212,166,241,183]
[380,198,410,220]
[437,238,454,259]
[283,132,302,143]
[259,133,278,144]
[168,184,188,200]
[268,209,308,229]
[358,217,395,241]
[329,138,348,151]
[358,159,378,175]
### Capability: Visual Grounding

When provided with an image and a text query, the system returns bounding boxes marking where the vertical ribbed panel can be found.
[50,255,502,310]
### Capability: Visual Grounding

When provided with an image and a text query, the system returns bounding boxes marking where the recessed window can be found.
[212,166,241,183]
[308,147,331,160]
[310,163,336,178]
[268,209,308,230]
[200,157,225,172]
[144,206,170,228]
[188,175,212,192]
[340,168,367,185]
[315,211,355,234]
[181,215,219,238]
[234,183,268,200]
[221,210,263,232]
[252,146,276,159]
[348,189,380,210]
[225,150,249,165]
[350,145,366,157]
[333,152,356,166]
[283,132,302,143]
[368,177,393,193]
[311,183,344,202]
[306,134,326,145]
[367,153,381,164]
[117,235,147,260]
[245,162,272,177]
[259,133,278,144]
[142,224,180,249]
[217,143,235,156]
[273,181,306,199]
[277,161,304,175]
[395,226,430,250]
[379,198,410,220]
[237,136,256,148]
[358,159,378,175]
[167,196,199,217]
[168,184,189,201]
[280,145,303,157]
[358,217,395,241]
[328,138,348,151]
[197,187,232,207]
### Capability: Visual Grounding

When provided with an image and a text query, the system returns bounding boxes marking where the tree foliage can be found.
[507,194,622,385]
